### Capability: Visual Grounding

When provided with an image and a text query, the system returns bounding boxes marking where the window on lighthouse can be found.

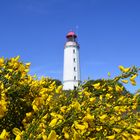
[73,58,76,62]
[74,76,76,80]
[74,67,76,71]
[73,49,75,53]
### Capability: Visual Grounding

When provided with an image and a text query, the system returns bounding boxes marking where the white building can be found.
[63,32,81,90]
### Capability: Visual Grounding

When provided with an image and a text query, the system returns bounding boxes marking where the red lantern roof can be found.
[66,32,77,38]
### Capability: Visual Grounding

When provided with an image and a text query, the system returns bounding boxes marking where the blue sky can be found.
[0,0,140,93]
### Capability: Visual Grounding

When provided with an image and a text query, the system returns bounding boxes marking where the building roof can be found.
[66,31,77,38]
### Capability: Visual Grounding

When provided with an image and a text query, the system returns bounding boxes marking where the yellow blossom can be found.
[72,129,80,140]
[48,130,57,140]
[130,74,138,86]
[64,132,69,139]
[60,106,67,113]
[108,86,113,91]
[74,121,87,130]
[132,104,137,110]
[89,97,96,103]
[15,56,20,61]
[24,69,29,73]
[83,113,94,121]
[49,118,58,127]
[99,114,108,122]
[8,69,13,72]
[99,95,103,101]
[15,135,21,140]
[25,62,31,67]
[130,74,138,81]
[4,74,11,80]
[113,128,122,133]
[12,128,21,136]
[42,134,47,140]
[122,131,130,138]
[96,126,102,131]
[62,127,69,139]
[114,106,120,112]
[115,85,123,92]
[131,134,140,140]
[42,114,48,119]
[121,79,128,84]
[106,93,112,99]
[47,95,52,102]
[0,129,9,140]
[106,134,115,139]
[130,79,136,86]
[118,96,125,101]
[93,83,101,90]
[32,105,39,112]
[72,101,81,111]
[0,58,4,67]
[132,128,140,133]
[26,112,32,118]
[55,85,63,94]
[119,65,130,73]
[135,122,140,128]
[84,91,91,96]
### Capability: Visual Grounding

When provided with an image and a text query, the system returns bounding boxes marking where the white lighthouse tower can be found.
[63,31,81,90]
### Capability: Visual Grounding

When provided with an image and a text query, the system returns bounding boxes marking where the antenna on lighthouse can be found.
[75,25,79,33]
[75,25,79,42]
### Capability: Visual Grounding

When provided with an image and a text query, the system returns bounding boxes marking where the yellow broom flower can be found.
[115,85,123,92]
[64,132,69,139]
[106,93,112,99]
[93,83,101,90]
[15,56,20,61]
[25,62,31,67]
[55,85,63,94]
[131,134,140,140]
[26,112,32,118]
[72,101,81,111]
[60,106,67,113]
[0,58,4,67]
[74,121,87,130]
[130,74,138,81]
[90,97,96,103]
[106,134,115,139]
[96,126,103,131]
[130,80,136,86]
[130,74,138,86]
[113,128,122,133]
[99,114,108,122]
[42,134,47,140]
[119,65,130,73]
[132,128,140,133]
[32,105,39,112]
[12,128,21,136]
[0,129,9,140]
[15,135,21,140]
[48,130,57,140]
[49,118,58,127]
[121,79,128,84]
[83,113,94,121]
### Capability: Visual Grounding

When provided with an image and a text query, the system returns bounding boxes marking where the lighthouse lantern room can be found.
[63,32,81,90]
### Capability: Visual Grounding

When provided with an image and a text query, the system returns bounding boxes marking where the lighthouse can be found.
[63,32,81,90]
